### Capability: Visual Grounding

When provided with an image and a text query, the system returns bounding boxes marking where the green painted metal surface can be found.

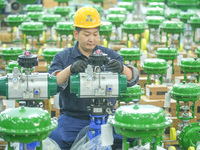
[108,105,172,138]
[189,17,200,29]
[119,48,142,61]
[141,58,169,74]
[156,47,178,60]
[54,6,71,17]
[179,11,197,23]
[122,21,145,33]
[195,47,200,58]
[145,16,165,28]
[0,107,57,143]
[41,48,63,61]
[55,21,74,35]
[146,7,165,16]
[161,21,184,33]
[17,0,36,4]
[70,74,80,96]
[93,5,103,14]
[108,7,127,15]
[0,0,6,10]
[25,4,43,12]
[48,75,57,98]
[179,122,200,150]
[5,61,21,73]
[170,82,200,102]
[118,85,144,103]
[1,47,23,61]
[0,76,8,97]
[99,21,112,36]
[106,14,126,27]
[117,2,134,12]
[5,14,30,27]
[148,2,165,9]
[20,22,46,36]
[179,58,200,73]
[165,8,181,19]
[27,12,44,22]
[40,14,62,27]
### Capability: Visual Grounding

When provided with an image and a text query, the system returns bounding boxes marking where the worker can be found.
[48,6,139,150]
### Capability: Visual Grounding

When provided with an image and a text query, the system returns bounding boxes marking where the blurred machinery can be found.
[99,21,112,48]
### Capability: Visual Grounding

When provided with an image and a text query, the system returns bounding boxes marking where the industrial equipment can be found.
[27,11,44,22]
[145,7,165,17]
[24,4,43,12]
[99,21,112,48]
[53,0,71,6]
[54,6,71,21]
[189,16,200,45]
[141,58,169,84]
[195,46,200,58]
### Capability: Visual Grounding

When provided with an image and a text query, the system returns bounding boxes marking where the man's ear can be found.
[74,30,78,40]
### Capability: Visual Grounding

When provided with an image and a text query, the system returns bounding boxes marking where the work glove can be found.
[107,59,124,73]
[70,60,87,74]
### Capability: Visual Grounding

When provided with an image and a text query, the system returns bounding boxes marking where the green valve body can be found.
[20,22,46,36]
[5,14,30,27]
[189,17,200,28]
[156,47,178,60]
[54,6,71,17]
[179,11,197,23]
[148,2,165,9]
[40,14,62,27]
[93,5,102,14]
[146,7,165,16]
[119,48,142,61]
[170,82,200,102]
[122,21,145,34]
[0,107,57,143]
[1,47,23,61]
[108,7,127,15]
[70,72,127,98]
[146,16,165,28]
[17,0,36,4]
[179,58,200,73]
[166,8,181,20]
[107,14,126,27]
[195,47,200,57]
[161,21,184,33]
[108,105,172,138]
[27,12,44,21]
[99,21,112,36]
[25,4,43,12]
[118,85,144,103]
[179,122,200,150]
[0,0,6,10]
[55,21,74,35]
[5,61,21,73]
[141,58,169,74]
[42,48,63,61]
[117,2,134,12]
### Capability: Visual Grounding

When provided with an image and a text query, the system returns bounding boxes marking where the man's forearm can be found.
[122,65,133,81]
[57,66,71,84]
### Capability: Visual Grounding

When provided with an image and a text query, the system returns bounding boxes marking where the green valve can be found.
[165,8,181,20]
[5,61,21,73]
[118,85,144,104]
[27,12,44,22]
[146,0,164,3]
[41,48,63,62]
[146,16,165,28]
[179,11,197,23]
[156,47,178,60]
[170,81,200,102]
[119,47,141,61]
[20,22,46,36]
[162,21,184,33]
[0,0,6,10]
[17,0,36,4]
[108,7,127,15]
[106,14,126,28]
[0,107,57,143]
[99,21,112,36]
[40,14,62,27]
[189,17,200,44]
[5,14,30,27]
[54,6,71,17]
[122,21,145,33]
[117,2,134,12]
[195,47,200,58]
[108,104,172,150]
[48,74,57,97]
[1,47,23,61]
[146,7,165,16]
[55,21,74,35]
[179,122,200,150]
[93,5,103,14]
[148,2,165,9]
[25,4,43,12]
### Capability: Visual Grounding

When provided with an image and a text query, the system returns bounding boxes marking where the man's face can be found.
[74,28,99,53]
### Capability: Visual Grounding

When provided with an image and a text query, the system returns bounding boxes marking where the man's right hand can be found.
[70,60,87,74]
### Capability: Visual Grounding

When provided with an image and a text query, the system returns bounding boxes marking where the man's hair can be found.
[75,26,100,33]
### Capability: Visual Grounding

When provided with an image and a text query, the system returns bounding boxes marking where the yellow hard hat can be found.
[74,7,101,28]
